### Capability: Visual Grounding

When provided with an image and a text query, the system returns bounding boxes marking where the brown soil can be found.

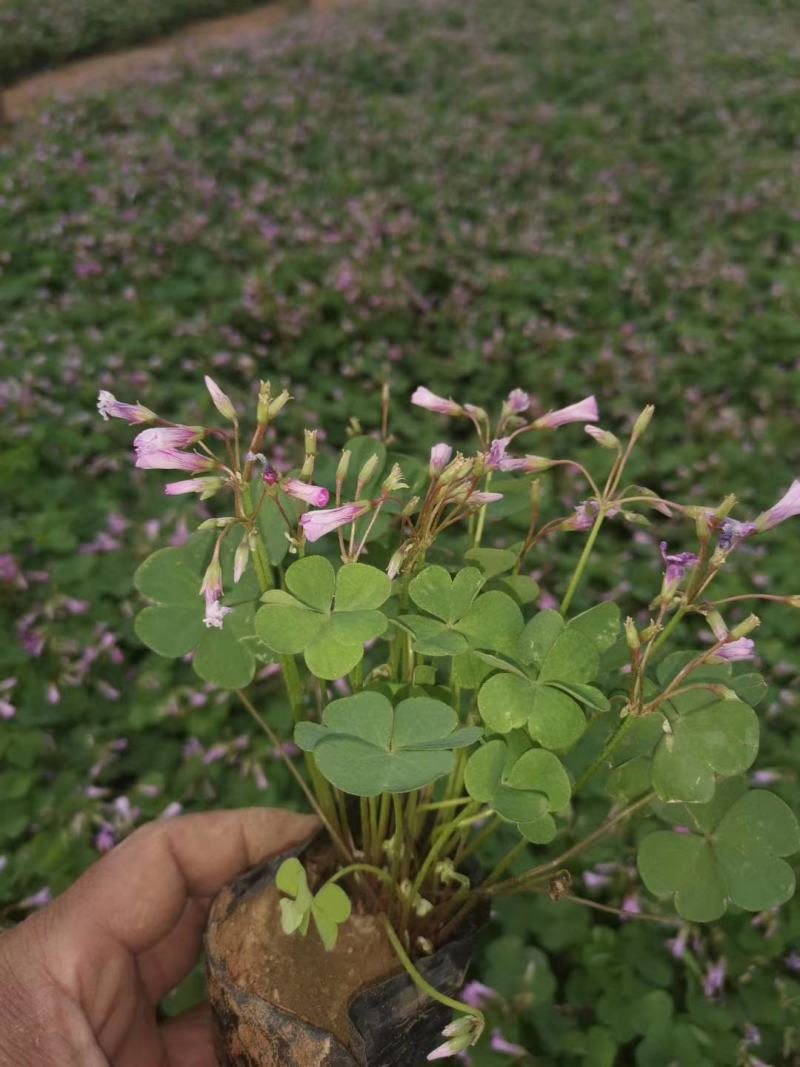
[3,0,352,122]
[211,878,399,1051]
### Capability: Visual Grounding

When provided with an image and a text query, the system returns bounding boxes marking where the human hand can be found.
[0,807,318,1066]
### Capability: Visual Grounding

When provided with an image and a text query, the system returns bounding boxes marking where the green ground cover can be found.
[2,0,800,1061]
[0,0,275,86]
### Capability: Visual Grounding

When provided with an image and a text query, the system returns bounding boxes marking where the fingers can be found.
[47,807,318,958]
[137,896,210,1004]
[161,1002,218,1067]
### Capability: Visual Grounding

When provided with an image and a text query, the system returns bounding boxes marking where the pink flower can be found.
[97,390,156,424]
[135,449,215,472]
[204,375,237,421]
[429,443,453,474]
[498,454,557,473]
[134,426,200,452]
[490,1030,527,1057]
[756,480,800,530]
[200,558,232,630]
[203,598,233,630]
[164,476,224,497]
[660,542,699,588]
[460,981,497,1009]
[299,503,369,543]
[534,395,599,429]
[284,479,330,507]
[485,437,511,470]
[411,386,463,416]
[716,637,756,661]
[505,388,530,414]
[470,491,504,506]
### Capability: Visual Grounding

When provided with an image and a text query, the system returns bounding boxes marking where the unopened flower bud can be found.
[439,455,474,484]
[731,613,760,638]
[631,404,655,441]
[625,617,640,651]
[304,429,318,457]
[714,494,737,521]
[585,425,621,450]
[204,376,237,422]
[268,389,292,418]
[257,381,271,425]
[198,516,236,529]
[233,538,250,584]
[356,453,381,496]
[401,496,420,517]
[336,450,351,486]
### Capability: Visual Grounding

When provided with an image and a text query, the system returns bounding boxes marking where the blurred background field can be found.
[2,1,800,1062]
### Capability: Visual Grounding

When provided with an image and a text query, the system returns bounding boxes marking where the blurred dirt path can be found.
[4,0,350,121]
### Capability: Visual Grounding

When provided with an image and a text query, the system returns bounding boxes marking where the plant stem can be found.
[560,508,605,616]
[380,915,485,1032]
[472,471,493,548]
[236,689,352,864]
[571,714,636,796]
[482,836,528,886]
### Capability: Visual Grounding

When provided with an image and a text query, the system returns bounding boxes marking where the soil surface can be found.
[211,879,400,1050]
[3,0,351,122]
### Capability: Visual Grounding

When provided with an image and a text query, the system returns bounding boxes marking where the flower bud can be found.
[631,404,655,441]
[731,613,760,638]
[304,429,318,457]
[714,494,737,521]
[233,538,250,584]
[257,381,271,425]
[267,389,292,418]
[204,376,237,422]
[625,617,640,651]
[336,450,351,486]
[198,516,236,529]
[356,453,381,496]
[786,596,800,607]
[584,425,620,450]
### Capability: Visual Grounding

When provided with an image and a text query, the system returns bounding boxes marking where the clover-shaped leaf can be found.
[294,691,482,796]
[255,556,391,679]
[134,531,260,689]
[465,738,571,843]
[399,566,523,659]
[651,699,759,803]
[638,788,800,921]
[276,858,352,950]
[477,673,586,750]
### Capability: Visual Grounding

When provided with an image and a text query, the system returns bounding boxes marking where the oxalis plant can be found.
[98,378,800,1062]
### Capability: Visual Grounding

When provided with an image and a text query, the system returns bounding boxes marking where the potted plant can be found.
[98,377,800,1065]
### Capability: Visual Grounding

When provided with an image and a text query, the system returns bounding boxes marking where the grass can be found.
[2,0,800,1060]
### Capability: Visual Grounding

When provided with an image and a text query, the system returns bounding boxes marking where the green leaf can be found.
[304,629,365,681]
[396,615,469,657]
[463,547,518,579]
[638,789,799,921]
[294,692,474,796]
[517,609,565,669]
[193,603,258,689]
[465,738,570,843]
[546,681,610,712]
[477,673,586,749]
[656,651,730,688]
[651,699,759,803]
[255,603,325,654]
[409,565,484,623]
[276,857,305,895]
[567,602,621,652]
[312,882,352,948]
[455,590,524,656]
[134,603,204,658]
[478,673,530,733]
[495,574,540,605]
[334,562,392,612]
[539,629,599,684]
[285,555,336,612]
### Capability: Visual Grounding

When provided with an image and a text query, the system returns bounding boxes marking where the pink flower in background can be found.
[135,448,215,472]
[411,386,463,416]
[505,388,530,414]
[96,390,155,424]
[429,443,453,474]
[534,394,599,429]
[164,476,224,496]
[490,1031,527,1057]
[134,426,200,452]
[756,479,800,529]
[300,503,369,542]
[703,958,727,998]
[460,981,497,1009]
[498,454,557,473]
[284,479,330,507]
[486,437,511,470]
